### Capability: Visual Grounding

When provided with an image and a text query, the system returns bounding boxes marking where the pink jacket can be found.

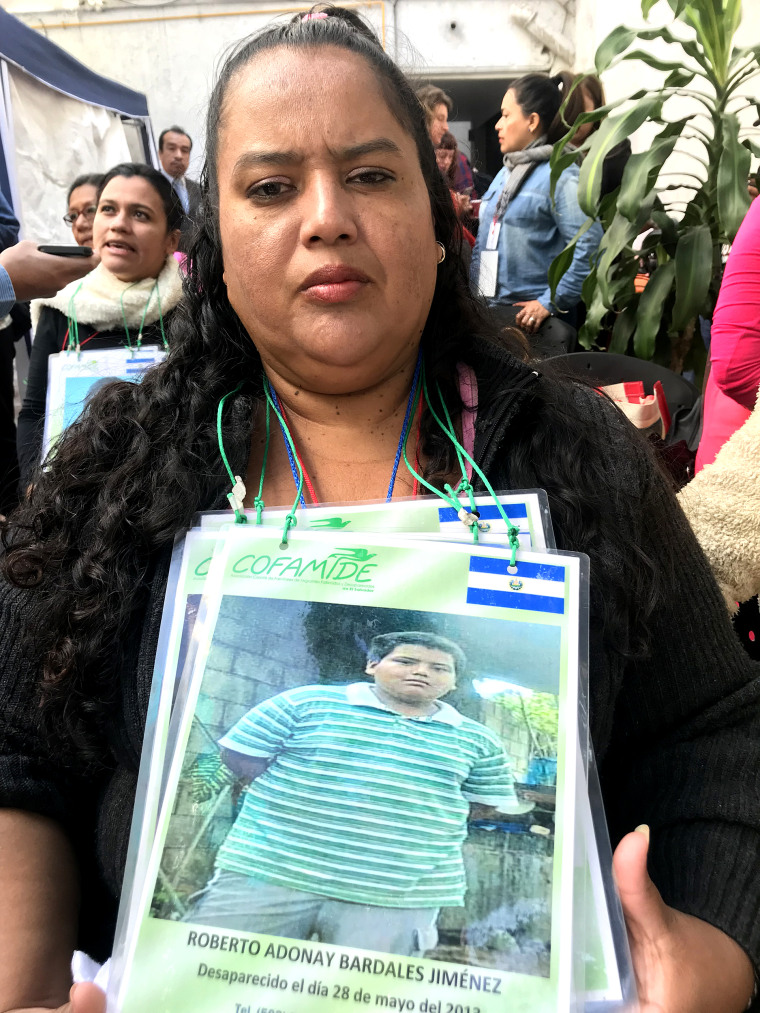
[696,198,760,470]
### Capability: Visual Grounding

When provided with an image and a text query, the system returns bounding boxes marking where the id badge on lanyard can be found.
[477,219,501,299]
[476,218,500,299]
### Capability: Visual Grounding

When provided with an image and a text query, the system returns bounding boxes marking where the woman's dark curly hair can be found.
[1,3,659,757]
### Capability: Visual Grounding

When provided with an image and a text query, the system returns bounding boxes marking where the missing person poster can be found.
[43,345,165,460]
[114,494,555,961]
[111,528,585,1013]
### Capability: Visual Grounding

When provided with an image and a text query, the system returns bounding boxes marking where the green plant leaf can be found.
[620,49,692,73]
[595,212,644,289]
[724,0,743,56]
[609,302,638,353]
[671,224,713,332]
[596,25,638,73]
[617,123,684,221]
[548,243,577,303]
[717,111,752,239]
[742,136,760,157]
[684,2,728,84]
[650,210,679,249]
[548,218,596,303]
[664,68,697,88]
[578,96,662,216]
[549,144,583,201]
[579,278,609,349]
[604,269,637,308]
[634,261,675,359]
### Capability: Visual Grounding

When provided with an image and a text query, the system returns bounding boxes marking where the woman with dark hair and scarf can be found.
[0,8,759,1013]
[17,163,184,483]
[470,73,603,337]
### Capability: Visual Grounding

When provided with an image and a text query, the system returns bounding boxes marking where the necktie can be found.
[173,179,190,214]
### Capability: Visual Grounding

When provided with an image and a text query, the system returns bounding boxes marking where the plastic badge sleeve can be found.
[110,505,633,1010]
[109,529,220,995]
[110,493,557,996]
[110,529,584,1013]
[197,488,556,551]
[42,346,165,462]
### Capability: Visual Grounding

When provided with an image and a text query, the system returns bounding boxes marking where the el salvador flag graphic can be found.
[438,502,532,547]
[467,556,566,614]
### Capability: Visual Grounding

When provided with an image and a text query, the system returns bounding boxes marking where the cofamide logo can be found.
[219,547,378,586]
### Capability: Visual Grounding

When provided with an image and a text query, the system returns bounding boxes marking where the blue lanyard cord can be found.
[268,348,423,509]
[267,382,307,510]
[263,377,303,547]
[386,350,423,502]
[423,362,521,567]
[216,382,247,524]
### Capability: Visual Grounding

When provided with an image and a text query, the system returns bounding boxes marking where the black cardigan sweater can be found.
[2,340,760,970]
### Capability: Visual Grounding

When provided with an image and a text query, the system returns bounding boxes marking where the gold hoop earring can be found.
[436,242,446,264]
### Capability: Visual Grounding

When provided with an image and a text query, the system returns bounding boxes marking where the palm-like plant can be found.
[550,0,760,369]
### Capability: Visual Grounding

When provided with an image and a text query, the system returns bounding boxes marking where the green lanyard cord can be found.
[262,375,303,547]
[254,398,270,525]
[119,281,138,353]
[215,360,519,564]
[216,383,247,524]
[400,382,468,517]
[155,282,168,350]
[66,282,85,356]
[119,279,163,355]
[422,362,521,567]
[66,278,166,357]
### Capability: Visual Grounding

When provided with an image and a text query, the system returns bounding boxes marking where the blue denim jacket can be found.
[470,160,602,313]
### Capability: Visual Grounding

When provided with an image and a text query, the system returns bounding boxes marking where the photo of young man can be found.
[184,631,533,957]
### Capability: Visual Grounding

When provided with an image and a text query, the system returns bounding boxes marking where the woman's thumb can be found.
[68,983,107,1013]
[613,824,669,942]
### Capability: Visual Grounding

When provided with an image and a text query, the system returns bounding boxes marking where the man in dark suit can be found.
[157,125,201,251]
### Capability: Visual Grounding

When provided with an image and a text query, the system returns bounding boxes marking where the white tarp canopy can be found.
[0,6,156,244]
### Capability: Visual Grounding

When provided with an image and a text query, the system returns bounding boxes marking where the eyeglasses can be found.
[63,205,97,226]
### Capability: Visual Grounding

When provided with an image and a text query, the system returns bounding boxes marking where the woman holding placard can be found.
[0,7,759,1013]
[16,163,184,484]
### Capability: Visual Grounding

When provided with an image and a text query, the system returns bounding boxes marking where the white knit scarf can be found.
[31,255,184,332]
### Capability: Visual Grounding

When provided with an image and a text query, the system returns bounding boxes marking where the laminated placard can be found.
[110,527,586,1013]
[576,748,636,1011]
[113,491,557,953]
[42,345,165,460]
[198,491,555,551]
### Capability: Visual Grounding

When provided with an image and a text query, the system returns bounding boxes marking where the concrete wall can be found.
[7,0,573,178]
[7,0,760,206]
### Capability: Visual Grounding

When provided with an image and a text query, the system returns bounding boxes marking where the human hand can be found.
[514,300,550,334]
[454,192,473,216]
[0,241,98,302]
[6,982,106,1013]
[614,826,755,1012]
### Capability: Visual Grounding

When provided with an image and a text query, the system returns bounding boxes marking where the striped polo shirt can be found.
[215,682,520,908]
